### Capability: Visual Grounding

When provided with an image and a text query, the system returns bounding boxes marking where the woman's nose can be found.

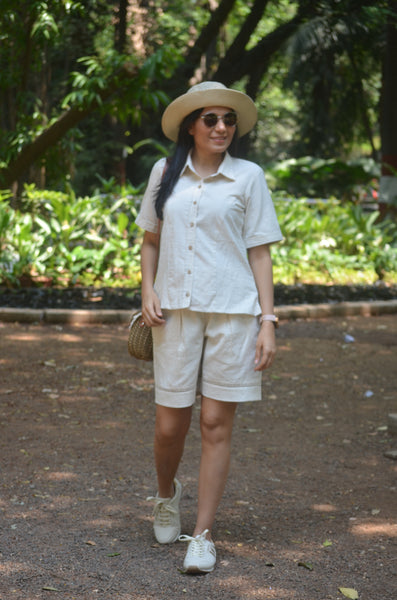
[214,118,226,131]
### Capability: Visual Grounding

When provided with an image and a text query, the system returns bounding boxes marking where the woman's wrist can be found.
[259,314,279,328]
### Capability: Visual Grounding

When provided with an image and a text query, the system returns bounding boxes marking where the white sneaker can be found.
[147,478,182,544]
[179,529,216,573]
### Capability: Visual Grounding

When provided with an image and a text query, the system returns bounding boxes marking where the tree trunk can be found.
[115,0,128,53]
[113,0,129,185]
[0,64,138,192]
[215,14,305,90]
[172,0,237,89]
[379,0,397,218]
[215,0,270,76]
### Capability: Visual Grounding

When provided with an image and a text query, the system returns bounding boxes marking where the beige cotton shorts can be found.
[151,309,262,408]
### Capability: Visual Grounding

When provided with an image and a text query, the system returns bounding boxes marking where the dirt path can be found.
[0,315,396,600]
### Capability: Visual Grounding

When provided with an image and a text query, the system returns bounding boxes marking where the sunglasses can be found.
[200,112,238,128]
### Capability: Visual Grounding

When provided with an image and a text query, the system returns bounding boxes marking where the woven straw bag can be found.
[128,312,153,361]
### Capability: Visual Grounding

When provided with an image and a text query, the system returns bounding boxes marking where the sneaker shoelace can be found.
[179,529,212,556]
[147,496,178,526]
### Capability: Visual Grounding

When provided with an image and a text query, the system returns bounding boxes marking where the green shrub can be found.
[0,184,143,287]
[1,184,396,288]
[265,156,379,200]
[272,196,397,284]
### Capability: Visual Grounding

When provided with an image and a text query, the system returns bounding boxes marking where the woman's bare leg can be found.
[154,404,192,498]
[193,396,237,538]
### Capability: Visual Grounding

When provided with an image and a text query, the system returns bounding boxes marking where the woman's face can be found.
[188,106,237,157]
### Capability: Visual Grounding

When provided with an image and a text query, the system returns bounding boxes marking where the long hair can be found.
[155,108,239,220]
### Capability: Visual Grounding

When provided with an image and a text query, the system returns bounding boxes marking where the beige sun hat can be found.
[161,81,257,142]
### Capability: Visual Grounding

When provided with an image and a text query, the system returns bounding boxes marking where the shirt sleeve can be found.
[243,166,283,248]
[135,158,167,233]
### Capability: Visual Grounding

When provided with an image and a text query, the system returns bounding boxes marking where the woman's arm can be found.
[140,230,165,327]
[247,243,276,371]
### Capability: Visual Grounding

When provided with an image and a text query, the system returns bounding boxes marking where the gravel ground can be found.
[0,314,396,600]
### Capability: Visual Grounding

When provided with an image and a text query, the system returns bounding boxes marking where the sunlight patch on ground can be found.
[217,576,297,598]
[96,420,129,430]
[46,471,79,481]
[312,503,337,512]
[351,521,397,537]
[85,517,121,528]
[277,344,292,351]
[4,331,83,343]
[0,561,28,575]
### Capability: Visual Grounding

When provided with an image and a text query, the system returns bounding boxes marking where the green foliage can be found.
[284,0,385,156]
[0,0,390,194]
[272,197,397,284]
[1,185,396,288]
[265,156,379,199]
[0,184,143,287]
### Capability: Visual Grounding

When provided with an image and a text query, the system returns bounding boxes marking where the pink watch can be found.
[259,314,279,328]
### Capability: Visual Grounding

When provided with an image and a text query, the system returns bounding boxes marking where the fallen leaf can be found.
[85,540,96,546]
[43,360,56,368]
[323,539,333,547]
[42,586,60,592]
[298,561,313,571]
[107,552,121,557]
[339,587,359,599]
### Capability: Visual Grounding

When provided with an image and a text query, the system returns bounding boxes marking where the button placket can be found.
[184,182,201,302]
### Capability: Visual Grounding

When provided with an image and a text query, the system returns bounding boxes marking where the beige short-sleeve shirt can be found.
[135,152,282,315]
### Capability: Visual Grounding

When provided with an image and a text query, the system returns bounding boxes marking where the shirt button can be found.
[186,292,190,297]
[188,245,193,250]
[187,269,192,274]
[190,222,194,227]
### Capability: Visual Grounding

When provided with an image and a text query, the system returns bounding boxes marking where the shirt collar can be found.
[182,151,236,181]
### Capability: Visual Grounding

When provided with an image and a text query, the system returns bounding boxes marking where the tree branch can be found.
[0,63,138,189]
[215,14,304,89]
[172,0,237,87]
[220,0,270,65]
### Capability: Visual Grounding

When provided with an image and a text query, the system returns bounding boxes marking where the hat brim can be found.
[161,87,257,142]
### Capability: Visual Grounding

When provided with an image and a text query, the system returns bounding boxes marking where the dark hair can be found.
[155,108,239,220]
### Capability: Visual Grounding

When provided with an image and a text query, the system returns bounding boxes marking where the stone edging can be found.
[0,299,396,325]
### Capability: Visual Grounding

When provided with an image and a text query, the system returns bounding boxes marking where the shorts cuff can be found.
[202,380,261,403]
[155,386,196,408]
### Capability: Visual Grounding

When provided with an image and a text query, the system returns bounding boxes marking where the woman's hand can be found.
[247,244,277,371]
[140,229,165,328]
[254,321,276,371]
[141,288,165,328]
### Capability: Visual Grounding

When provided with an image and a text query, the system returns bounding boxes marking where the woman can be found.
[135,81,282,573]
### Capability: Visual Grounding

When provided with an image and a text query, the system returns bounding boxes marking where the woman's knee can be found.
[155,406,191,445]
[200,399,236,444]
